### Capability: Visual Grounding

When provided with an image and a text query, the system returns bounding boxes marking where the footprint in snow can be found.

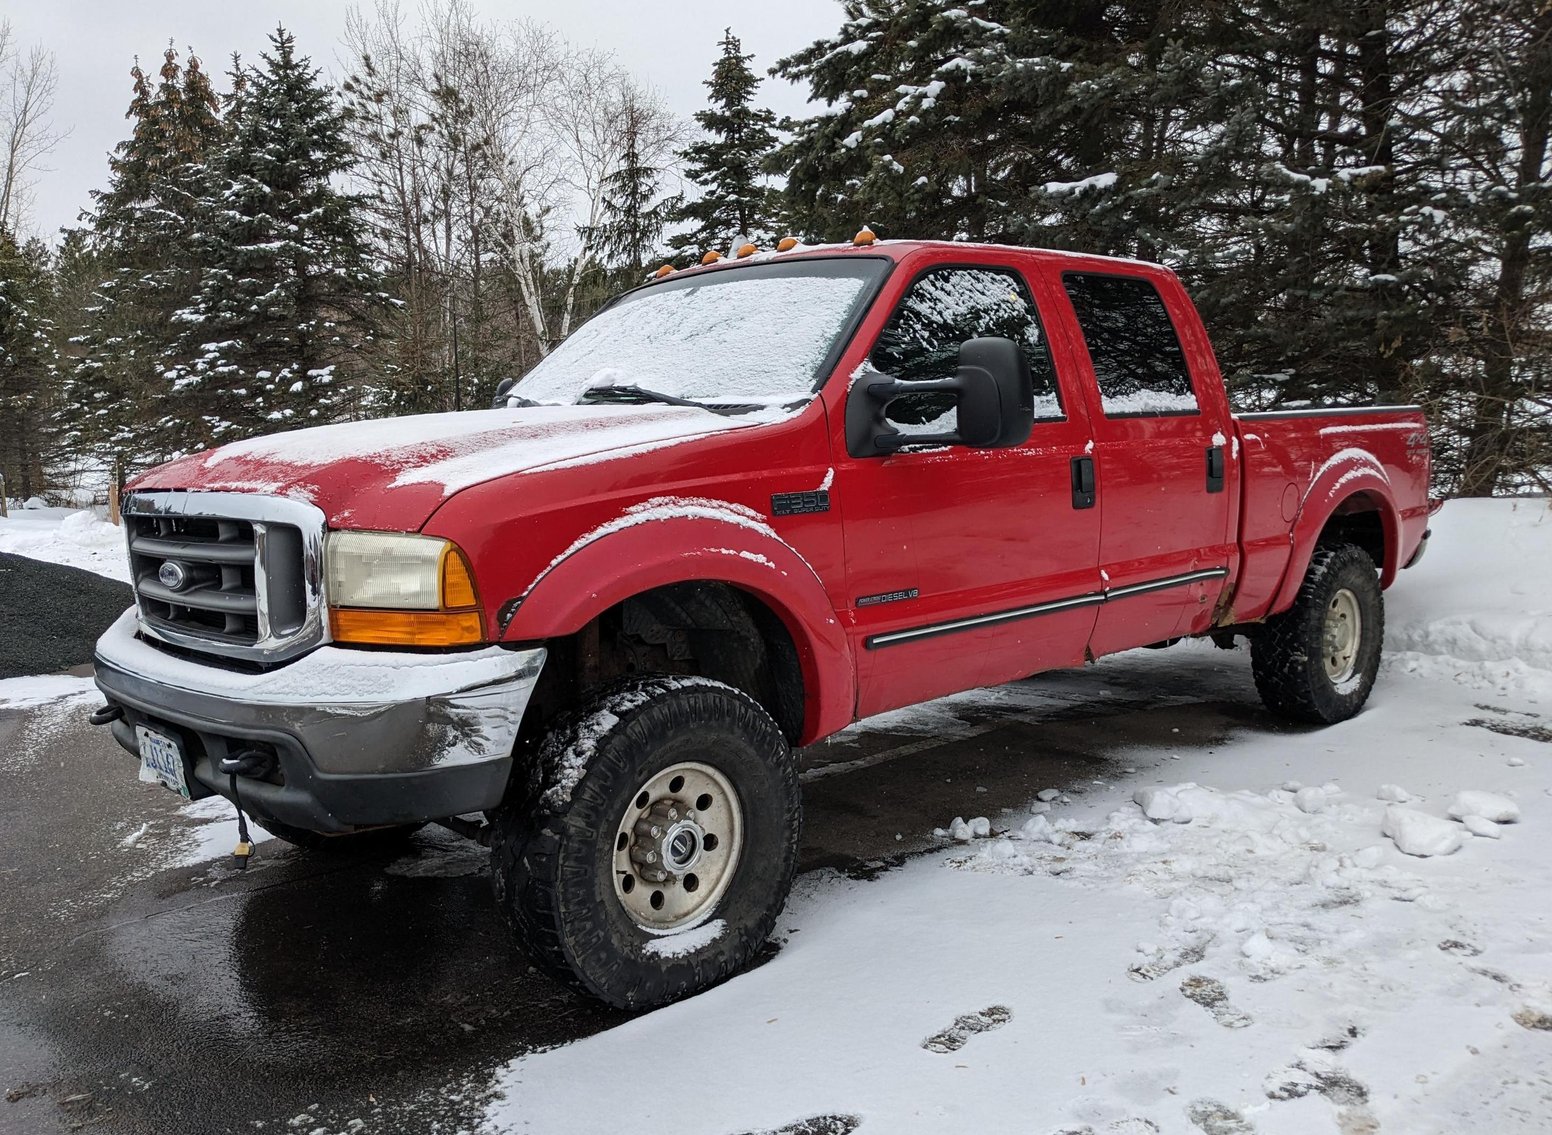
[1438,938,1483,957]
[1188,1099,1256,1134]
[921,1004,1012,1053]
[1179,975,1252,1029]
[1048,1122,1159,1135]
[737,1117,861,1135]
[1128,936,1210,982]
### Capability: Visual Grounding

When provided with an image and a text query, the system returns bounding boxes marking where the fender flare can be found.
[1271,450,1402,613]
[501,506,853,744]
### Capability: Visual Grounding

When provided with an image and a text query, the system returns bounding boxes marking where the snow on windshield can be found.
[512,262,882,408]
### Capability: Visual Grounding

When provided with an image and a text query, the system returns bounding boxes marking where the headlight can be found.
[325,531,483,646]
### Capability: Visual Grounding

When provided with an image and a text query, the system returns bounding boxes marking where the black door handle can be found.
[1206,445,1225,493]
[1071,455,1096,509]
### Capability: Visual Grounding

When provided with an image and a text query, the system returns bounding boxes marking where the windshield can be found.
[510,258,888,411]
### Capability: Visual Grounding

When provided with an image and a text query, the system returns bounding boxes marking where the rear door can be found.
[1047,269,1236,656]
[829,257,1102,718]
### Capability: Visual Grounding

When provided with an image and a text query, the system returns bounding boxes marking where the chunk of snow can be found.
[1376,783,1411,802]
[948,817,973,842]
[1462,815,1502,839]
[1294,787,1328,814]
[1447,790,1520,824]
[1134,786,1191,823]
[1035,788,1061,802]
[1381,805,1464,857]
[969,816,991,838]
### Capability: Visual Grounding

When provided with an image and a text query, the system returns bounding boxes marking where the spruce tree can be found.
[68,45,223,470]
[593,94,682,283]
[0,228,60,500]
[166,28,381,442]
[669,30,777,254]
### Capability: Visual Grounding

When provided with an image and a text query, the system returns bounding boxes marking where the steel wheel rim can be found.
[1323,587,1363,684]
[612,761,743,932]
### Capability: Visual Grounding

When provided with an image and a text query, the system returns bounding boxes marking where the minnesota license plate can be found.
[136,725,190,798]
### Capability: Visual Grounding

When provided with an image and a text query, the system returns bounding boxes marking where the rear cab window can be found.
[1061,273,1199,417]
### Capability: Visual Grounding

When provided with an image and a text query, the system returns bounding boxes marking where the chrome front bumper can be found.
[92,609,546,831]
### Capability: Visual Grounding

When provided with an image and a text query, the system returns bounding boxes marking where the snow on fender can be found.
[1381,805,1464,858]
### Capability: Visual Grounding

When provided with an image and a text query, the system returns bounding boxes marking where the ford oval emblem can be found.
[158,560,189,591]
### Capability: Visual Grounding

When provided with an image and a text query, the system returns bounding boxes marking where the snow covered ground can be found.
[0,505,131,582]
[1,498,1549,1134]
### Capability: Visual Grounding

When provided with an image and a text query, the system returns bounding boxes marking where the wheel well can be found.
[1319,494,1387,570]
[519,581,806,751]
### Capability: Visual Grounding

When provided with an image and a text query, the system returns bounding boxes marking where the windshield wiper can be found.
[578,384,715,409]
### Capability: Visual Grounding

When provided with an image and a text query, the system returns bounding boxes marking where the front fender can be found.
[501,505,853,745]
[1271,450,1401,613]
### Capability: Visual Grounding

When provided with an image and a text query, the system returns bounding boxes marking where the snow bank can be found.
[0,507,130,581]
[1385,498,1552,696]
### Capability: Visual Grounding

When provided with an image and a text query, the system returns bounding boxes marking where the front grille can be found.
[123,491,327,663]
[129,514,263,643]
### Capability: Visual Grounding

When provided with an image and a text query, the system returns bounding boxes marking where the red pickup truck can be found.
[91,239,1431,1007]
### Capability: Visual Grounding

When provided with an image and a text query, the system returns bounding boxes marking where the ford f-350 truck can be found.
[91,239,1432,1008]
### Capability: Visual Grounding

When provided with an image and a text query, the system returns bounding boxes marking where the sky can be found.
[4,0,846,241]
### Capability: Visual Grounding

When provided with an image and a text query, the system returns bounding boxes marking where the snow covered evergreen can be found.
[669,29,778,255]
[163,28,381,444]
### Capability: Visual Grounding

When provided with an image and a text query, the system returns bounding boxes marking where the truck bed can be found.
[1227,406,1433,625]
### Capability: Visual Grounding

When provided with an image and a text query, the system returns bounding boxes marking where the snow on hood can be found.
[129,405,757,529]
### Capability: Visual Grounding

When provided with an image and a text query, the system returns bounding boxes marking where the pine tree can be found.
[67,45,223,470]
[669,30,777,254]
[165,28,382,442]
[0,228,60,500]
[592,94,682,283]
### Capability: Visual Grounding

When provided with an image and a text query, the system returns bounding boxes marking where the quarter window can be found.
[1062,273,1198,416]
[870,267,1062,428]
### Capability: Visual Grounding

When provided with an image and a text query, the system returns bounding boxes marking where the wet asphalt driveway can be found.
[0,648,1274,1135]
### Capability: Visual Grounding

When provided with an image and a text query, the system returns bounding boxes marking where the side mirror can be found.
[845,337,1035,458]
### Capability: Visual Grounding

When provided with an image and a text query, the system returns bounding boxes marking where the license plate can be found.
[136,725,190,798]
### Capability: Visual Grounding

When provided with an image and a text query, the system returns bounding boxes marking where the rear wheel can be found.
[1251,543,1384,724]
[490,676,801,1009]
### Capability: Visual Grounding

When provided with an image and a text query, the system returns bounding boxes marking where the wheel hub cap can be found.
[1322,587,1363,684]
[613,762,743,931]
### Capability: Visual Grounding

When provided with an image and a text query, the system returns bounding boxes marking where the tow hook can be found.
[217,748,275,869]
[88,703,123,726]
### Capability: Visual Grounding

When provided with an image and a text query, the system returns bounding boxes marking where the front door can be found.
[830,259,1102,719]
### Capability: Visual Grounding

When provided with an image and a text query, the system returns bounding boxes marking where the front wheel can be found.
[1251,543,1384,724]
[490,676,801,1009]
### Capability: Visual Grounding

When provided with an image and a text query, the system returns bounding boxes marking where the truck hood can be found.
[129,405,759,529]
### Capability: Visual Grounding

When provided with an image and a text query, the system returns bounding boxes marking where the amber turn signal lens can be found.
[440,547,479,608]
[329,608,485,647]
[776,236,799,252]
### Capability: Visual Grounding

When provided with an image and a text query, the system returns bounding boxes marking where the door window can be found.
[870,267,1061,428]
[1062,273,1198,416]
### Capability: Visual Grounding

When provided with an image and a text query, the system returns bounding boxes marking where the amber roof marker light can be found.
[654,264,674,278]
[736,242,758,258]
[853,226,877,246]
[701,250,723,264]
[776,236,799,252]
